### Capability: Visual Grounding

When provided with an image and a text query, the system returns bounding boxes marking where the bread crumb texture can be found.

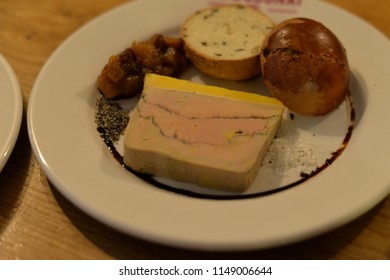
[181,5,274,60]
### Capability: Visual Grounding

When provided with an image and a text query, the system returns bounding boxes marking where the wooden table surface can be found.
[0,0,389,260]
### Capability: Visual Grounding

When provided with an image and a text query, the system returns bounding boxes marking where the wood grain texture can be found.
[0,0,389,259]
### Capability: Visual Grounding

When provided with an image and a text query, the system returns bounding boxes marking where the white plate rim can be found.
[27,0,390,251]
[0,53,23,172]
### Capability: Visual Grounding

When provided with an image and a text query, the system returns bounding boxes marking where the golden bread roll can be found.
[260,18,349,116]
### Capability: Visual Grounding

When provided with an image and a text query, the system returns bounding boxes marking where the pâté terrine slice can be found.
[123,74,284,192]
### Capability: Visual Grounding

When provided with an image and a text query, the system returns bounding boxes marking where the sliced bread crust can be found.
[180,4,274,80]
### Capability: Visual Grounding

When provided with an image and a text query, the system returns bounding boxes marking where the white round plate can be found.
[28,0,390,251]
[0,53,22,172]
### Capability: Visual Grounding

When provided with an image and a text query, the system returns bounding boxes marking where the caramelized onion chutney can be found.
[97,34,188,99]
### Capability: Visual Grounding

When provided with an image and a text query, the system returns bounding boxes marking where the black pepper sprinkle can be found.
[95,96,130,143]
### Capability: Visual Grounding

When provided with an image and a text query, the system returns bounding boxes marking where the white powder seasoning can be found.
[264,111,318,176]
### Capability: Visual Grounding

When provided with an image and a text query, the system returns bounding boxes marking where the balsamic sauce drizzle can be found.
[97,93,355,200]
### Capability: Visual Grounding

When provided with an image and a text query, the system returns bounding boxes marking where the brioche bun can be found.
[260,18,349,116]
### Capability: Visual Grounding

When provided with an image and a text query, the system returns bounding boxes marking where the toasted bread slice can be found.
[180,4,274,80]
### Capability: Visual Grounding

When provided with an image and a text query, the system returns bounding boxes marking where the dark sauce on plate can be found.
[96,92,355,200]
